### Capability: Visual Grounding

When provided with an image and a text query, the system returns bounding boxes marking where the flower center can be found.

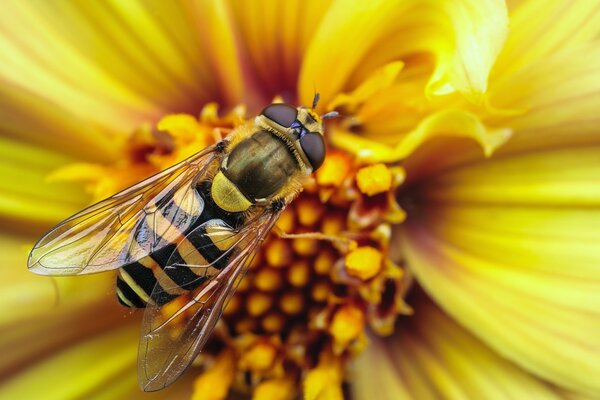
[54,103,412,397]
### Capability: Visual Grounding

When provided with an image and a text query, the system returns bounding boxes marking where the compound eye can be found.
[300,132,326,171]
[261,103,298,128]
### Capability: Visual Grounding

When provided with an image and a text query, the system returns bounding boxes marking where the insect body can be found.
[28,99,335,391]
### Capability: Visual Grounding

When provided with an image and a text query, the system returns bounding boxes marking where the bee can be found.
[28,96,338,391]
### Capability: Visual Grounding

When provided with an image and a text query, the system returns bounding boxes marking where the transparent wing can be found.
[28,145,223,276]
[138,207,282,392]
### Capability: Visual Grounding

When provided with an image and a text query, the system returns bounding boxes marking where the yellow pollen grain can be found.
[288,260,311,287]
[247,292,273,317]
[356,163,392,196]
[345,246,383,280]
[316,151,352,186]
[321,212,346,235]
[279,291,304,315]
[296,196,325,227]
[292,236,320,257]
[236,274,251,292]
[254,377,295,400]
[240,342,277,372]
[265,238,293,268]
[314,249,337,275]
[311,281,330,302]
[235,318,257,334]
[262,312,286,333]
[224,294,241,316]
[250,251,263,269]
[254,268,283,291]
[329,304,364,344]
[275,207,296,232]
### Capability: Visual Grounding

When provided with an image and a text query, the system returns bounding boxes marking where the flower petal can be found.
[0,324,136,399]
[330,109,511,163]
[0,323,191,400]
[0,0,229,130]
[487,42,600,153]
[0,84,118,160]
[228,0,333,104]
[493,1,600,81]
[299,0,508,107]
[352,294,584,400]
[0,137,88,229]
[399,146,600,395]
[402,42,600,182]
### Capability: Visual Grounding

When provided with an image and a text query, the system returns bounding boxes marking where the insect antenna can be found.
[321,111,340,120]
[312,92,320,109]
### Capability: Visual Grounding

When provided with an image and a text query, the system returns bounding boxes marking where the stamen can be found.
[356,163,392,196]
[345,246,383,280]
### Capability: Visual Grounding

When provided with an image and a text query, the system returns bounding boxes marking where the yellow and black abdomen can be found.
[116,181,245,308]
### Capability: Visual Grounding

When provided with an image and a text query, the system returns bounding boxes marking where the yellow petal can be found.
[304,353,343,400]
[192,348,236,400]
[352,294,583,400]
[253,377,295,400]
[0,0,228,130]
[300,0,508,107]
[328,61,404,113]
[0,83,117,161]
[0,137,88,229]
[330,109,511,163]
[0,324,137,400]
[400,146,600,395]
[493,1,600,81]
[230,0,333,106]
[487,42,600,153]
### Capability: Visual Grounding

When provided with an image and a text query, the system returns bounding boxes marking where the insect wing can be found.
[28,146,221,276]
[138,209,281,392]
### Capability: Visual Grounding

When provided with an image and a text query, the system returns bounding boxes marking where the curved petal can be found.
[0,137,92,229]
[487,42,600,153]
[0,323,192,399]
[299,0,508,107]
[329,109,511,164]
[403,42,600,182]
[227,0,333,105]
[0,0,235,131]
[352,294,589,400]
[0,83,118,160]
[399,145,600,395]
[492,1,600,81]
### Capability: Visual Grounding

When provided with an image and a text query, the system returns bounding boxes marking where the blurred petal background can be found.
[1,0,599,399]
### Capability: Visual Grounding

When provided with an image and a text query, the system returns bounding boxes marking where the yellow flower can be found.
[1,1,599,399]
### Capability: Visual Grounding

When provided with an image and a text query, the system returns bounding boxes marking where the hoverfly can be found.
[28,96,338,391]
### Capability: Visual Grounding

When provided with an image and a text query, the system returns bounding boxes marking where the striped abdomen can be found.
[116,182,244,308]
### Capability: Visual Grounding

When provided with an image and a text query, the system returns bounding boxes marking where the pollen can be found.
[292,236,320,257]
[265,238,293,268]
[288,260,311,287]
[311,280,330,302]
[240,341,278,372]
[329,304,365,345]
[262,312,286,333]
[296,196,325,227]
[316,151,352,187]
[279,291,304,315]
[254,377,295,400]
[314,249,336,275]
[247,292,273,317]
[356,163,392,196]
[345,246,383,280]
[321,212,346,235]
[254,268,283,291]
[96,106,410,400]
[275,207,296,232]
